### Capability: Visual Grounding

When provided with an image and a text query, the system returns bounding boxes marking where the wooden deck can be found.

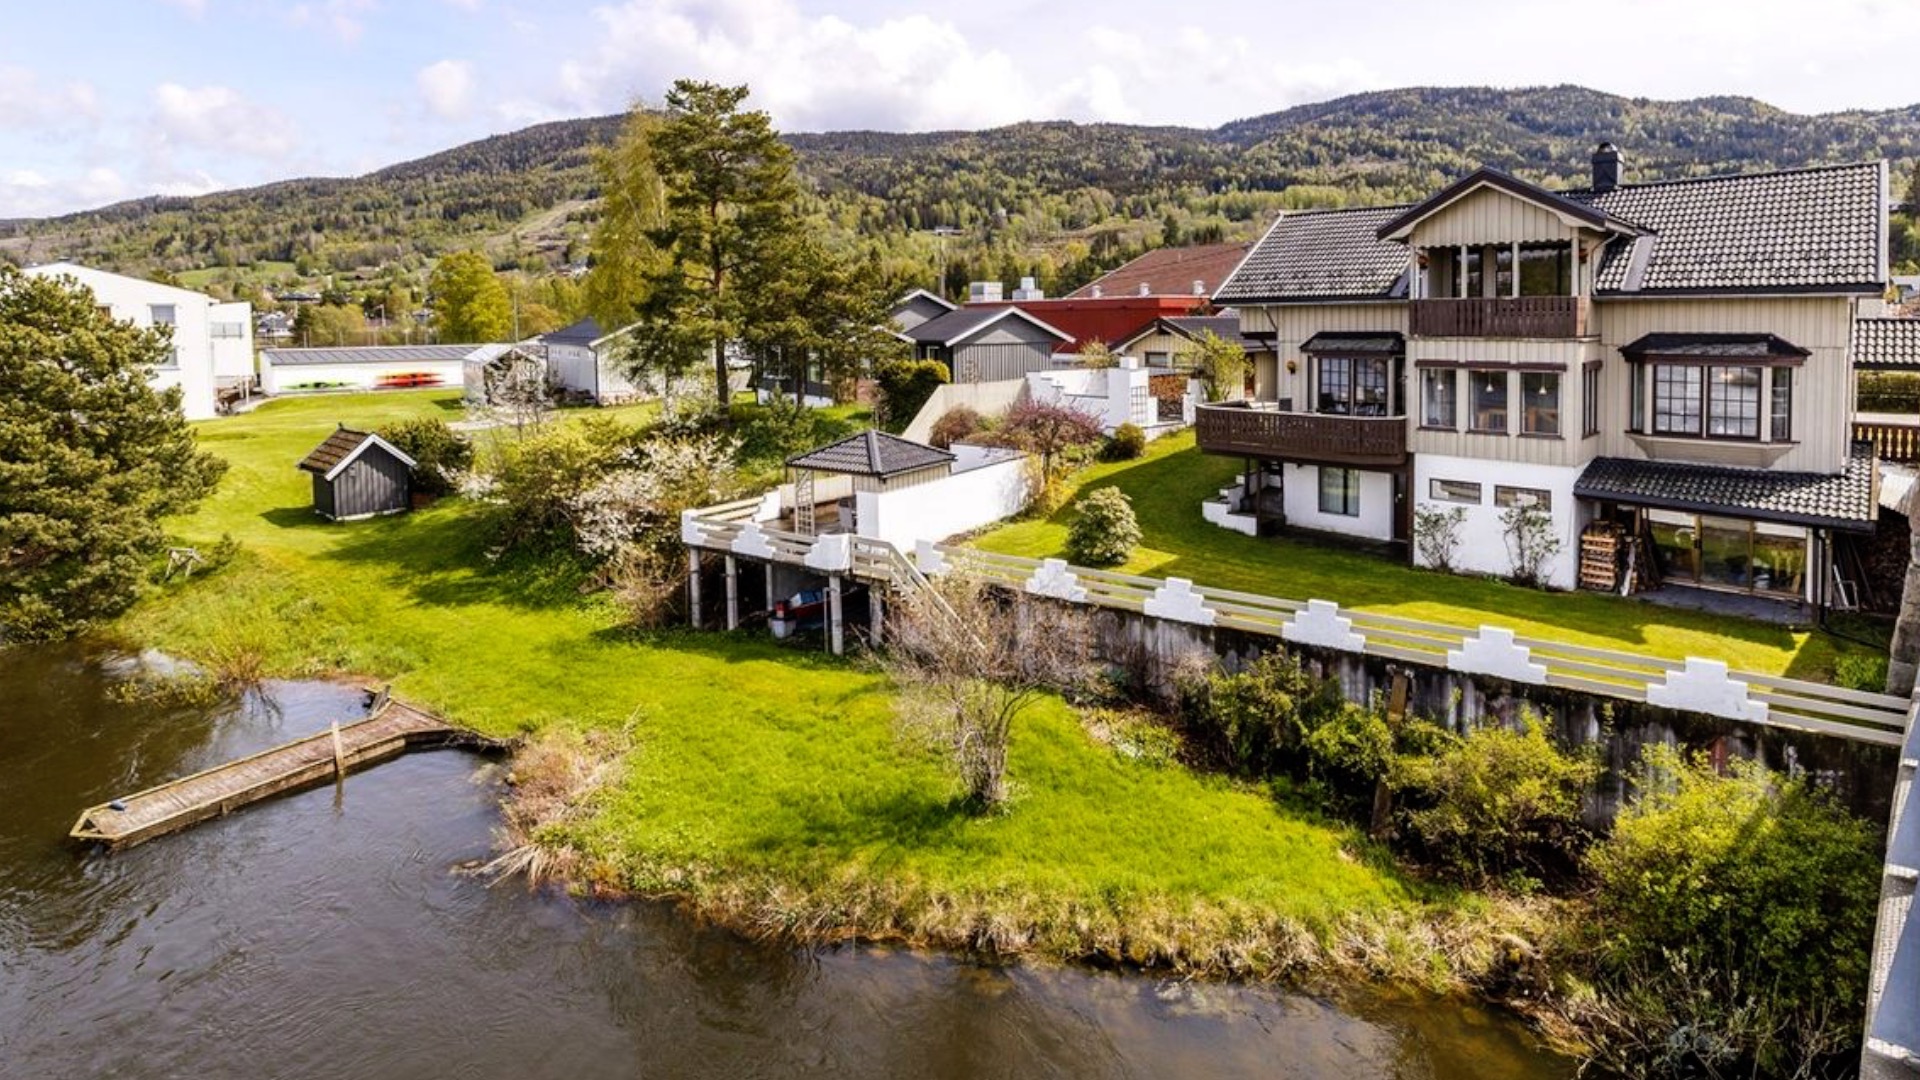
[70,693,482,850]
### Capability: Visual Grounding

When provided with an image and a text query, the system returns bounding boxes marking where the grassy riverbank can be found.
[973,430,1883,682]
[123,391,1547,996]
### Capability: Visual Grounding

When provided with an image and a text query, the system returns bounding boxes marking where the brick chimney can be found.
[1592,142,1622,193]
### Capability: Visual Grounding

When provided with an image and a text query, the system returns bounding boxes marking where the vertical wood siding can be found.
[1406,187,1583,247]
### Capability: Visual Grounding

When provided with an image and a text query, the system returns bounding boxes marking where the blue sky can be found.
[2,0,1914,218]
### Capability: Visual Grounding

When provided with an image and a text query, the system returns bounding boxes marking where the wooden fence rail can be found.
[680,507,1910,746]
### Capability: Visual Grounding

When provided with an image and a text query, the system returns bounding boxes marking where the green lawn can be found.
[972,431,1882,682]
[120,391,1458,975]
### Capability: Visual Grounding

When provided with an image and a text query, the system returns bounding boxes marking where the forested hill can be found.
[3,84,1916,295]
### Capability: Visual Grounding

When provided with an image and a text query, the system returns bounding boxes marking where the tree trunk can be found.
[1888,503,1920,696]
[713,330,730,419]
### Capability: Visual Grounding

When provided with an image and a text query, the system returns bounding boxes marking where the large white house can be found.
[22,262,254,421]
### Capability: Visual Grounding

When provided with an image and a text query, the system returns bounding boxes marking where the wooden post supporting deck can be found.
[687,550,703,630]
[827,573,844,656]
[724,554,740,631]
[765,564,776,621]
[870,589,885,646]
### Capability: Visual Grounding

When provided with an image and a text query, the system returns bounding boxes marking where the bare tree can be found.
[880,571,1093,810]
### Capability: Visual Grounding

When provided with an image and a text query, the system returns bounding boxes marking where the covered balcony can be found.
[1410,295,1590,339]
[1195,400,1408,467]
[1411,241,1591,339]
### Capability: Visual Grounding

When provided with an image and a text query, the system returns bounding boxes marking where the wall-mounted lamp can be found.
[1285,358,1298,375]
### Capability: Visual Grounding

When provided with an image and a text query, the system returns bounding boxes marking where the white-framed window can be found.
[1429,478,1481,504]
[1319,466,1360,517]
[211,321,246,339]
[1494,485,1551,511]
[1421,368,1456,429]
[149,304,176,326]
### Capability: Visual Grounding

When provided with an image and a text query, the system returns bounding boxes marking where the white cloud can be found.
[152,83,293,160]
[417,59,476,120]
[4,169,51,189]
[287,0,375,45]
[161,0,209,16]
[0,65,100,130]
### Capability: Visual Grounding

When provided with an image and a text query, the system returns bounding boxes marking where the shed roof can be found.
[1853,317,1920,371]
[904,305,1074,347]
[1574,443,1878,533]
[263,344,478,367]
[296,427,418,481]
[1301,331,1406,355]
[787,430,953,479]
[541,317,604,345]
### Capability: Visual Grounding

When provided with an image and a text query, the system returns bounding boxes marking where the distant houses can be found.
[21,262,254,420]
[538,317,641,404]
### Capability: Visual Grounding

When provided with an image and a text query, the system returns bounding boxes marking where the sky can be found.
[2,0,1916,219]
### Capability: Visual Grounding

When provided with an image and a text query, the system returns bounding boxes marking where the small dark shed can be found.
[296,427,417,521]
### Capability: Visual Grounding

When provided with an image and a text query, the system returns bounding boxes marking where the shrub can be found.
[1175,648,1343,777]
[1064,487,1140,566]
[490,417,636,550]
[1299,703,1394,812]
[928,405,984,449]
[1411,503,1467,572]
[378,416,472,496]
[873,358,948,433]
[1102,422,1147,461]
[1833,651,1888,692]
[1500,502,1561,588]
[1584,747,1882,1074]
[1391,712,1598,886]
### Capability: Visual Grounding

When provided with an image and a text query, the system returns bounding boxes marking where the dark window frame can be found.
[1582,364,1602,437]
[1469,368,1508,433]
[1521,371,1561,436]
[1315,355,1392,416]
[1429,478,1481,504]
[1421,367,1457,429]
[1494,485,1552,511]
[1318,466,1360,517]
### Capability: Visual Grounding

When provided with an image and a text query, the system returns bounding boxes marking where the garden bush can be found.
[377,416,472,496]
[928,405,984,449]
[873,358,949,432]
[1064,487,1140,567]
[1102,422,1147,461]
[1391,712,1597,886]
[490,417,637,550]
[1175,649,1344,777]
[1583,746,1881,1074]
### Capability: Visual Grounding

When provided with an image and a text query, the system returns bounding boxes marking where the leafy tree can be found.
[0,268,227,640]
[1904,158,1920,219]
[1075,340,1117,370]
[873,358,949,432]
[376,417,470,497]
[1065,487,1140,566]
[1178,329,1248,402]
[293,302,366,346]
[992,400,1103,477]
[622,81,813,415]
[586,107,669,332]
[430,250,513,342]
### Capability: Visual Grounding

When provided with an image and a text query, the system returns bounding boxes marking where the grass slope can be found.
[971,431,1880,681]
[122,391,1453,972]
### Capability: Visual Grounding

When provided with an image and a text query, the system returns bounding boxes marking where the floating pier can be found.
[70,690,486,850]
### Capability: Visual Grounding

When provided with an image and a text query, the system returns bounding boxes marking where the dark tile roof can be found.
[1155,315,1266,352]
[298,428,372,475]
[1571,163,1885,294]
[1301,331,1405,354]
[1219,161,1886,305]
[787,430,954,479]
[1214,206,1410,304]
[542,317,604,345]
[262,344,477,366]
[1574,443,1878,532]
[1619,332,1810,360]
[1067,242,1253,299]
[1853,317,1920,371]
[906,306,1071,346]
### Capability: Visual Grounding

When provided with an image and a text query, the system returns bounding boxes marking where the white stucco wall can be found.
[1411,454,1586,589]
[1281,463,1396,541]
[208,301,256,381]
[902,379,1029,442]
[21,263,243,420]
[853,453,1032,549]
[262,358,468,394]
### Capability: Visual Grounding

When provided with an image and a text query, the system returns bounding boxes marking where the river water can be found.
[0,643,1575,1079]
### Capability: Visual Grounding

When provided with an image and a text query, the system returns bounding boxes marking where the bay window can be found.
[1770,368,1793,441]
[1316,356,1390,415]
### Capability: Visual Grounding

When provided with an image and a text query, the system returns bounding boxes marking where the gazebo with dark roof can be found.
[785,430,955,535]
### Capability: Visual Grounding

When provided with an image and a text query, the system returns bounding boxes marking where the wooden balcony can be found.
[1410,296,1590,339]
[1195,401,1407,467]
[1857,417,1920,463]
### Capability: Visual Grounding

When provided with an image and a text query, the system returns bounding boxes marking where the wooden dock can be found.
[70,692,483,850]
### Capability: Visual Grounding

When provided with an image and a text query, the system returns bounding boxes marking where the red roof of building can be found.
[968,295,1208,353]
[1065,242,1253,300]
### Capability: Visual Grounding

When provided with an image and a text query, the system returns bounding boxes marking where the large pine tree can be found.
[0,268,227,640]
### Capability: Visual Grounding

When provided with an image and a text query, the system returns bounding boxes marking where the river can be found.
[0,643,1576,1079]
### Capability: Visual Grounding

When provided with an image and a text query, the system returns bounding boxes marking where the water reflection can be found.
[0,644,1573,1079]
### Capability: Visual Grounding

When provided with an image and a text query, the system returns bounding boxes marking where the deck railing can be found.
[1857,418,1920,463]
[1411,296,1590,338]
[681,503,1911,746]
[1194,401,1408,466]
